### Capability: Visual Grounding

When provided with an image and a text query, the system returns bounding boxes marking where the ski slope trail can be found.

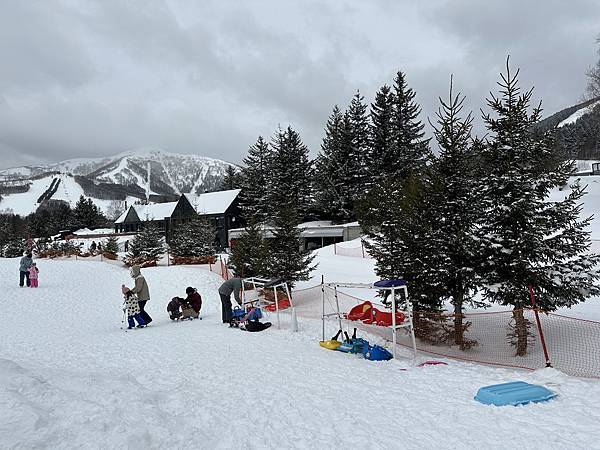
[0,259,599,449]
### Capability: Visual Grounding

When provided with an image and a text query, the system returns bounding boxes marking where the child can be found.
[167,297,183,321]
[122,286,146,329]
[28,263,39,288]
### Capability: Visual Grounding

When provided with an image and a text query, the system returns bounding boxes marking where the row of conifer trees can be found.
[229,58,600,354]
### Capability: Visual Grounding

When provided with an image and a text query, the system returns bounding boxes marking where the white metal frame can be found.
[321,281,417,359]
[241,277,295,331]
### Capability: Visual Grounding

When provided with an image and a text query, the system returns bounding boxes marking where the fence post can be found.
[528,284,552,368]
[334,242,337,255]
[361,240,365,258]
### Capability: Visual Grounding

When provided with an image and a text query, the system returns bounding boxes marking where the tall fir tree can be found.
[229,219,270,278]
[72,195,106,229]
[360,173,444,311]
[266,207,316,287]
[169,216,216,257]
[125,222,165,266]
[265,126,313,221]
[426,77,484,348]
[346,90,371,201]
[478,58,600,356]
[239,136,273,221]
[313,106,354,222]
[221,165,241,191]
[368,84,395,185]
[390,71,431,179]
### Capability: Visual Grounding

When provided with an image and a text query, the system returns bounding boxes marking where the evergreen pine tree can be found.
[229,219,270,277]
[360,174,443,311]
[221,165,241,191]
[72,195,106,229]
[104,236,120,255]
[478,58,600,356]
[390,71,431,179]
[426,77,484,348]
[265,126,312,221]
[238,136,273,221]
[368,84,395,185]
[313,106,354,222]
[169,217,216,257]
[266,207,316,287]
[346,90,371,199]
[125,222,165,265]
[3,235,25,258]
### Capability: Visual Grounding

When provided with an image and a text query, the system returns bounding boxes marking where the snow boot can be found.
[134,314,146,328]
[127,316,135,329]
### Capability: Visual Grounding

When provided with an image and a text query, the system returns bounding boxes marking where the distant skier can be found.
[126,265,153,325]
[28,263,39,288]
[218,277,243,324]
[19,252,33,287]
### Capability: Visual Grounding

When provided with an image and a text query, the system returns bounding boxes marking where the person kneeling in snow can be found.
[122,287,146,329]
[184,287,202,316]
[167,296,198,321]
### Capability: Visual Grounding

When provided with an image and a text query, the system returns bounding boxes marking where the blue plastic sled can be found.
[364,345,393,361]
[337,338,370,354]
[475,381,556,406]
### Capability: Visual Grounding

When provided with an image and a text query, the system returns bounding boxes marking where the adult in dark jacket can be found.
[19,253,33,287]
[128,265,153,325]
[185,287,203,314]
[218,277,243,323]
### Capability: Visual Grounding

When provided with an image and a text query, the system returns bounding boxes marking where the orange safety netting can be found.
[203,265,600,379]
[291,284,600,379]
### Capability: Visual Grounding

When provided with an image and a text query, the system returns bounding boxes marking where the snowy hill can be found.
[536,96,600,159]
[0,149,234,216]
[1,258,599,448]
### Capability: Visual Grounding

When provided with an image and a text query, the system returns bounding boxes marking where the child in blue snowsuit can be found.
[123,288,146,329]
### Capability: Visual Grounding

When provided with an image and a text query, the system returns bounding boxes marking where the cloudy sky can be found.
[1,0,599,169]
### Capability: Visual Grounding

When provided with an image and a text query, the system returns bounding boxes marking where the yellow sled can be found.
[319,340,342,350]
[319,329,344,350]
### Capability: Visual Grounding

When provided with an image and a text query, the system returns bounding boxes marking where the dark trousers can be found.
[220,294,233,323]
[138,300,152,324]
[19,271,30,287]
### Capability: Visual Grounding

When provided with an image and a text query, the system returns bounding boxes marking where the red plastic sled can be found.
[363,308,405,326]
[264,298,291,312]
[346,301,373,321]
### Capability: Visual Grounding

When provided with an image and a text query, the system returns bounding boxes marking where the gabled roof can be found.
[133,202,178,221]
[114,206,138,224]
[114,201,178,224]
[185,189,241,215]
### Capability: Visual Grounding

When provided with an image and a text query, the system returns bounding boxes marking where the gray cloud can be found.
[0,0,598,169]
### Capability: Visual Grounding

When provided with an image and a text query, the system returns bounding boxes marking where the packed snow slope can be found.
[1,259,600,449]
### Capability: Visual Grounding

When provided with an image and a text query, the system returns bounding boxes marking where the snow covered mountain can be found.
[0,149,235,216]
[536,96,600,159]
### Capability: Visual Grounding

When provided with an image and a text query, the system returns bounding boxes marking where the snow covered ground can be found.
[1,258,600,449]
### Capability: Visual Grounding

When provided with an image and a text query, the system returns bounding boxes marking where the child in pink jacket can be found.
[28,263,39,288]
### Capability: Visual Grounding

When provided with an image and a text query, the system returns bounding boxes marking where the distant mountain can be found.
[0,149,236,216]
[537,97,600,159]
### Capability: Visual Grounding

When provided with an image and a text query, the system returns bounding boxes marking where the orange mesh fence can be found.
[290,284,600,379]
[207,258,233,280]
